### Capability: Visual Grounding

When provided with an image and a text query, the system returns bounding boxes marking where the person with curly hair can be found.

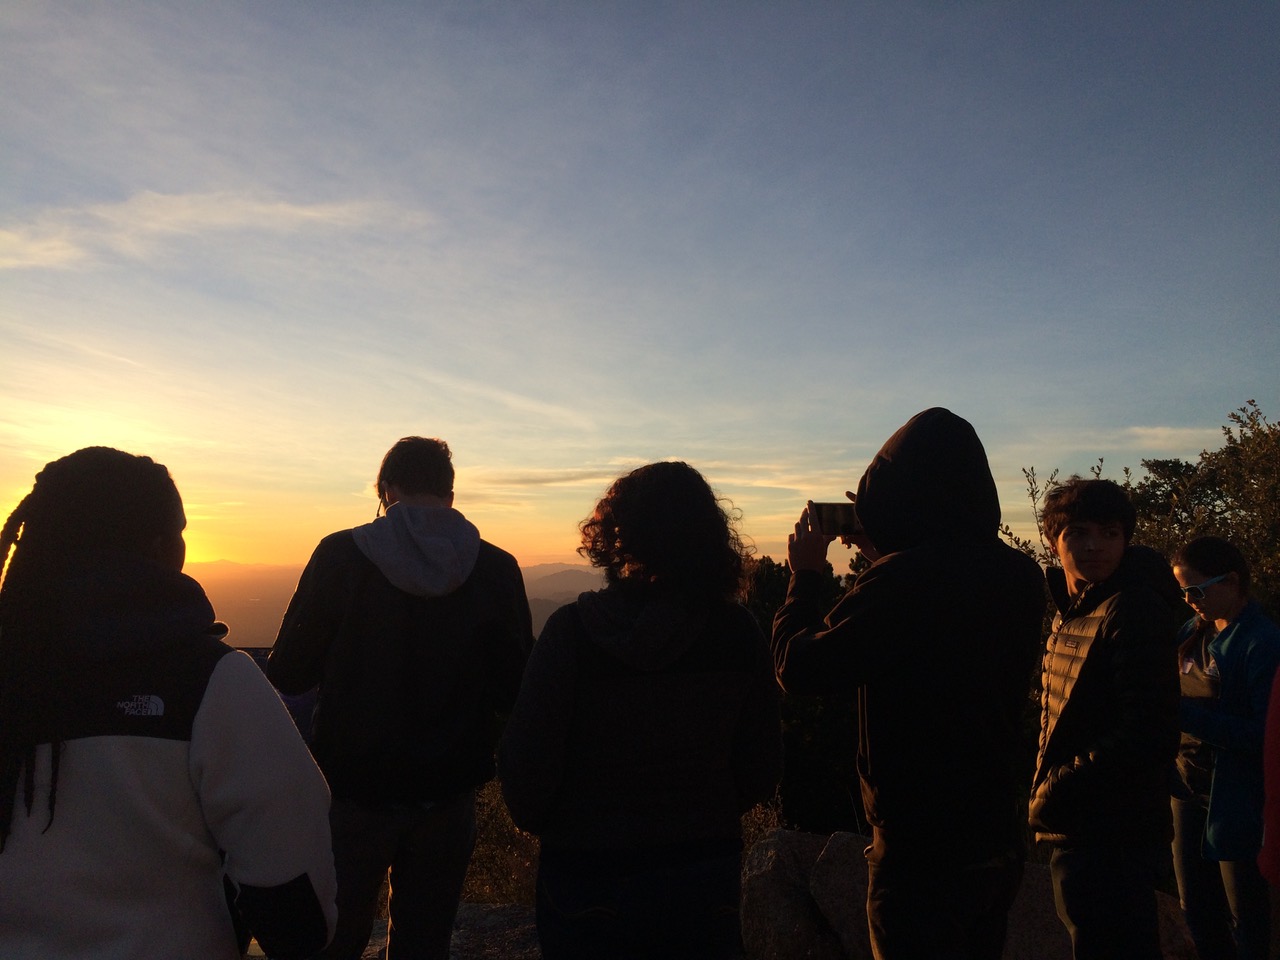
[499,460,782,960]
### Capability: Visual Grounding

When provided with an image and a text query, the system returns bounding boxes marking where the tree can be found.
[1131,401,1280,615]
[744,555,864,833]
[1002,401,1280,616]
[743,554,850,636]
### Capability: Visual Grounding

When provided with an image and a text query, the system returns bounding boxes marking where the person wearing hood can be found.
[772,408,1046,960]
[1030,477,1183,960]
[0,447,337,959]
[268,436,533,960]
[498,460,783,960]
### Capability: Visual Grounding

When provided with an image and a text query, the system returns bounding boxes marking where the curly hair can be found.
[1040,476,1136,546]
[0,447,184,852]
[578,461,749,601]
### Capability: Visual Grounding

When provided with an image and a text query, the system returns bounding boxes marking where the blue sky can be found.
[2,2,1277,565]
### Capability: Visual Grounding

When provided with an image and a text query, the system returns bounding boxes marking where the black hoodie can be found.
[853,407,1004,555]
[499,584,782,861]
[773,408,1047,865]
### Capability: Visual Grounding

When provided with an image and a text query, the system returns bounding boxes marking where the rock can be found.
[1156,889,1198,960]
[1006,859,1197,960]
[741,830,849,959]
[345,836,1200,960]
[808,832,873,959]
[450,903,539,960]
[1004,860,1073,960]
[741,829,1198,960]
[347,905,540,960]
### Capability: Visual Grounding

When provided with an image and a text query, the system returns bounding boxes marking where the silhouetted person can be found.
[1170,537,1280,960]
[268,436,532,960]
[0,447,335,959]
[1030,477,1183,960]
[773,408,1045,960]
[499,461,783,960]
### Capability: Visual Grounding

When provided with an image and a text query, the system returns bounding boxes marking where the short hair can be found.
[376,437,454,501]
[1172,536,1251,597]
[1040,477,1136,546]
[578,461,748,601]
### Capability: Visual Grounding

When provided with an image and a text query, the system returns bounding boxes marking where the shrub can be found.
[463,780,539,906]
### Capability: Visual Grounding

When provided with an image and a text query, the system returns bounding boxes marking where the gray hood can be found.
[351,503,481,597]
[576,585,709,672]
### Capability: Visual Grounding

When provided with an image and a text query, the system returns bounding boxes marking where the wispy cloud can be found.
[993,422,1226,466]
[1,324,147,369]
[0,229,87,269]
[482,467,625,488]
[399,367,598,432]
[1120,425,1223,452]
[0,191,394,269]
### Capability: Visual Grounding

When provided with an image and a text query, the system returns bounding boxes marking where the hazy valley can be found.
[187,561,604,650]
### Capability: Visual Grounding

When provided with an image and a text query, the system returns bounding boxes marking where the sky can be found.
[2,2,1277,567]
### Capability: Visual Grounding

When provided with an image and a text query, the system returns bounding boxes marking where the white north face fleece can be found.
[0,650,337,959]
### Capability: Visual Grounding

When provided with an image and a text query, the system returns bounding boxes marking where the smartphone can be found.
[809,501,862,538]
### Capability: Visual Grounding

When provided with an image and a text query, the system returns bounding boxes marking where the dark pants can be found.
[319,790,477,960]
[535,848,744,960]
[865,835,1024,960]
[1049,843,1167,960]
[1171,797,1270,960]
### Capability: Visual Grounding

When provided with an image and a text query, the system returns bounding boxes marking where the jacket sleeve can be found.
[487,550,536,715]
[733,609,784,811]
[496,605,578,835]
[771,565,893,695]
[266,539,345,695]
[1180,624,1280,755]
[191,651,337,958]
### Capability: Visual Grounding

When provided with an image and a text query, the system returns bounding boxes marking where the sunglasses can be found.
[1181,574,1228,601]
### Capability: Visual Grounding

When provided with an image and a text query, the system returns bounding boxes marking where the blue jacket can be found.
[1179,601,1280,860]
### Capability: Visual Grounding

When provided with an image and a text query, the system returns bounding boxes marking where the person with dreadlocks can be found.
[0,447,337,959]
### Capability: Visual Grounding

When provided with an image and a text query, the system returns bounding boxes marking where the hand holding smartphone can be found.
[808,500,862,538]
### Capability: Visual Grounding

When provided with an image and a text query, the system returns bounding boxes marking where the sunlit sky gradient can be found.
[3,3,1277,567]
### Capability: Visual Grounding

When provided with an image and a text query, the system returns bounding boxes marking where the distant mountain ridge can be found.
[186,560,601,647]
[521,565,603,601]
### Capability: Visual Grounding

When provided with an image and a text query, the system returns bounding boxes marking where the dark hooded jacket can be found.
[1029,546,1184,847]
[772,408,1046,865]
[267,504,533,804]
[497,584,783,864]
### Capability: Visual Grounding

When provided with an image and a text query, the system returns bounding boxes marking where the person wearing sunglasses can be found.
[1171,536,1280,960]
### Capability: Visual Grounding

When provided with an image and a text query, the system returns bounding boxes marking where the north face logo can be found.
[117,695,165,717]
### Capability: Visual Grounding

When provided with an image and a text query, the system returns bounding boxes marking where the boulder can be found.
[806,832,873,959]
[741,829,1198,960]
[742,830,869,959]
